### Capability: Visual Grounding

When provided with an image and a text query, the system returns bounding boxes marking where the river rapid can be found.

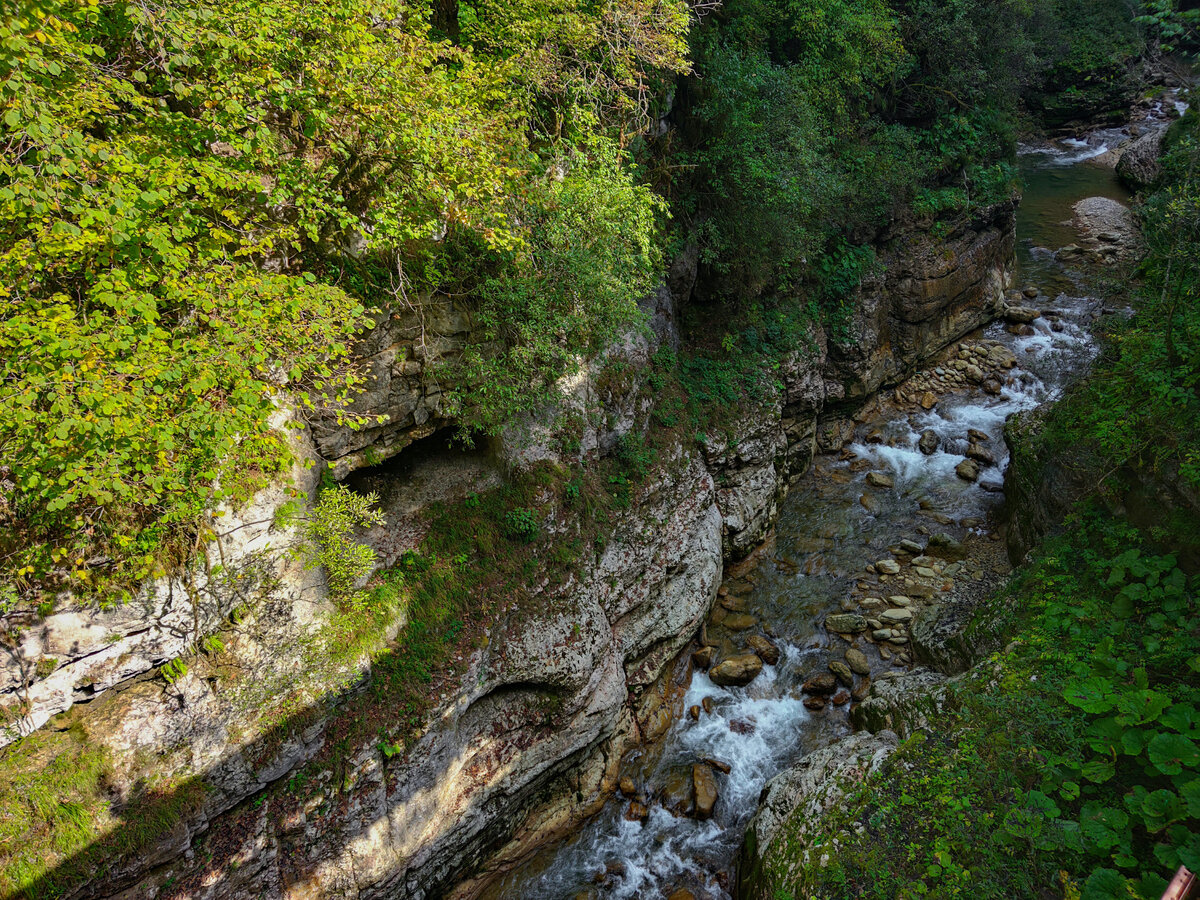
[486,96,1186,900]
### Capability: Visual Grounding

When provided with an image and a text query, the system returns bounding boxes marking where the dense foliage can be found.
[0,0,690,604]
[0,0,1162,606]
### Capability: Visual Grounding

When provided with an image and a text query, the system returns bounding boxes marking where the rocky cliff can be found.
[0,199,1015,900]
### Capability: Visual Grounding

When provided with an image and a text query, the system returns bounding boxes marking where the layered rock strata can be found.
[0,200,1014,900]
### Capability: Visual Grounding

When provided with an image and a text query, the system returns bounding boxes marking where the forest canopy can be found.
[0,0,1149,603]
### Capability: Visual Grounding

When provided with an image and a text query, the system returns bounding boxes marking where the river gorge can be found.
[1,14,1194,897]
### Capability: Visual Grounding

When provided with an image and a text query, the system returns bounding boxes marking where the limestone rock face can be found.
[4,199,1021,900]
[850,668,949,737]
[737,730,900,899]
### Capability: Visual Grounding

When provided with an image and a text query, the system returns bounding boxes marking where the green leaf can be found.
[1065,677,1115,714]
[1081,868,1127,900]
[1148,733,1200,776]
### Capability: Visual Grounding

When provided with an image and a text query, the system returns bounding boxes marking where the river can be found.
[486,97,1184,900]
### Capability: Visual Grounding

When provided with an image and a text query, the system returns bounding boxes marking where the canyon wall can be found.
[0,200,1014,900]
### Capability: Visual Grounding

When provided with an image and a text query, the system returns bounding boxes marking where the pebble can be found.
[888,595,912,607]
[899,539,924,554]
[880,608,913,623]
[875,559,901,575]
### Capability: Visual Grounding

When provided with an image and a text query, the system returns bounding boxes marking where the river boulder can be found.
[709,654,763,687]
[693,764,719,820]
[1116,127,1164,191]
[825,613,868,634]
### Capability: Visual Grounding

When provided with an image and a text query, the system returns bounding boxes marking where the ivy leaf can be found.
[1148,733,1200,776]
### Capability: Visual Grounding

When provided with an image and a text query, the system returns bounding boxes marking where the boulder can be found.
[918,429,939,455]
[967,428,989,443]
[866,472,894,489]
[955,459,980,482]
[709,654,763,687]
[1116,128,1165,191]
[1003,306,1041,324]
[691,646,715,670]
[824,614,868,634]
[802,673,838,695]
[919,391,937,410]
[693,764,719,820]
[966,443,997,466]
[926,532,968,561]
[723,613,757,631]
[844,649,871,676]
[746,634,780,666]
[828,661,854,687]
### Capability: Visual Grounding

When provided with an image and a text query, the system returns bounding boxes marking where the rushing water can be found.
[489,96,1187,900]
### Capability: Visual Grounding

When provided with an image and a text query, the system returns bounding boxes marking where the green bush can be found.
[298,485,384,599]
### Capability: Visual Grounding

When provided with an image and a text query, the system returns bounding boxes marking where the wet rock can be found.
[875,559,901,575]
[916,428,939,456]
[802,673,838,695]
[880,608,912,624]
[982,378,1004,395]
[824,613,868,634]
[844,649,870,676]
[803,696,826,711]
[729,719,756,735]
[688,705,700,720]
[926,532,968,561]
[967,428,989,443]
[828,661,854,687]
[851,677,872,702]
[872,628,892,641]
[955,459,980,482]
[605,860,627,879]
[966,443,997,466]
[898,538,924,554]
[723,612,757,631]
[746,634,780,666]
[703,757,732,775]
[866,472,894,489]
[859,492,882,515]
[1003,306,1040,324]
[979,478,1004,493]
[691,646,715,670]
[619,776,636,796]
[625,800,649,822]
[709,654,763,687]
[831,689,851,706]
[720,594,748,613]
[702,696,715,715]
[693,764,718,820]
[888,594,913,606]
[1022,285,1039,299]
[964,364,985,384]
[919,392,937,410]
[666,889,696,900]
